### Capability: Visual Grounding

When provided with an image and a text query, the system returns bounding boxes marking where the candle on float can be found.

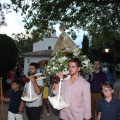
[29,80,32,99]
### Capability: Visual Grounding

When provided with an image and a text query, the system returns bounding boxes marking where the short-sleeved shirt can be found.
[8,89,23,113]
[97,98,120,120]
[25,79,44,107]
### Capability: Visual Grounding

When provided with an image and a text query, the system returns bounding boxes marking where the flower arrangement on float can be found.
[44,48,93,79]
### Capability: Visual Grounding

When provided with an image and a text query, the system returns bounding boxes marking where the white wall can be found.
[24,56,50,77]
[33,37,58,52]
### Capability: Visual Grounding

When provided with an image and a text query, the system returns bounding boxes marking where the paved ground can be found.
[0,77,120,120]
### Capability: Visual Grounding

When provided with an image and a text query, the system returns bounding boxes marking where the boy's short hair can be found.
[102,81,113,89]
[69,58,82,67]
[12,80,20,85]
[29,62,39,69]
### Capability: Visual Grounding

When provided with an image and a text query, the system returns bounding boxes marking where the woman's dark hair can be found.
[69,58,82,67]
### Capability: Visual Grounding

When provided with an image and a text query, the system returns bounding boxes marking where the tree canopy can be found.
[0,34,17,77]
[82,34,89,56]
[9,0,120,49]
[0,0,120,49]
[12,33,33,65]
[0,2,8,26]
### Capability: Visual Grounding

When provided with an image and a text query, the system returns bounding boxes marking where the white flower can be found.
[47,66,50,68]
[83,55,87,58]
[44,50,93,79]
[59,56,67,62]
[51,56,55,60]
[64,68,68,72]
[82,60,89,66]
[52,66,58,70]
[73,52,79,57]
[73,48,81,56]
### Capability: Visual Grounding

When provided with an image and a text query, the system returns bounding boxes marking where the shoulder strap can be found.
[49,80,62,107]
[57,80,62,107]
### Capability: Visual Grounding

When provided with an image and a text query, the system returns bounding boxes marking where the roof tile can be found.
[24,50,53,57]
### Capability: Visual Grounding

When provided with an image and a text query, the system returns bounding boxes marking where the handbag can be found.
[48,80,69,110]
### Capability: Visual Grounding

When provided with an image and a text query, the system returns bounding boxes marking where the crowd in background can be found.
[2,59,120,120]
[6,64,26,86]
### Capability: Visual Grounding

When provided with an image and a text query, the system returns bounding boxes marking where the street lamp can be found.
[105,48,109,53]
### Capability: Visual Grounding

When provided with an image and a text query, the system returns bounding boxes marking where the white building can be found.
[24,33,58,76]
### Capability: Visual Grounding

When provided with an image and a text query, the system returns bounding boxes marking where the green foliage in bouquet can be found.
[44,50,70,75]
[44,48,93,79]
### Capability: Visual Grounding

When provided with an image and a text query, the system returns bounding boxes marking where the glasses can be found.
[102,89,112,93]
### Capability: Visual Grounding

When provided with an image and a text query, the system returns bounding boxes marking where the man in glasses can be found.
[97,81,120,120]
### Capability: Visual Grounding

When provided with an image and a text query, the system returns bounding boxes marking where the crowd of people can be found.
[1,62,50,120]
[0,58,120,120]
[6,64,26,86]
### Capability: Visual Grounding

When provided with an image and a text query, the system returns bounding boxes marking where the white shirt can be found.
[25,79,44,107]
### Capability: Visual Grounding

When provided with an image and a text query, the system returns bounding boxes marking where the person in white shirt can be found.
[23,62,44,120]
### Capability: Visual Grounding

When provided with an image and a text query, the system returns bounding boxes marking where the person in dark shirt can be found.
[97,81,120,120]
[88,59,107,120]
[0,80,24,120]
[15,64,22,82]
[107,63,115,84]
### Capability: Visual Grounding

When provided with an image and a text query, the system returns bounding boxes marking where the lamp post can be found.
[105,48,109,53]
[104,48,109,69]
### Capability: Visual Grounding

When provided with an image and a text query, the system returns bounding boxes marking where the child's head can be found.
[11,80,20,91]
[101,81,114,98]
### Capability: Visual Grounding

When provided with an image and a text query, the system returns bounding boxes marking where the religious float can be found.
[21,24,93,108]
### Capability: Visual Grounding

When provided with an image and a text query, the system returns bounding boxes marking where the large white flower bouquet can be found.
[44,50,69,75]
[44,48,93,79]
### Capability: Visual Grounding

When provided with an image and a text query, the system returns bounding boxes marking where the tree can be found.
[1,1,120,49]
[12,33,33,65]
[108,40,120,64]
[0,2,8,26]
[0,1,23,27]
[10,0,120,48]
[89,38,120,64]
[82,34,89,56]
[0,34,17,80]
